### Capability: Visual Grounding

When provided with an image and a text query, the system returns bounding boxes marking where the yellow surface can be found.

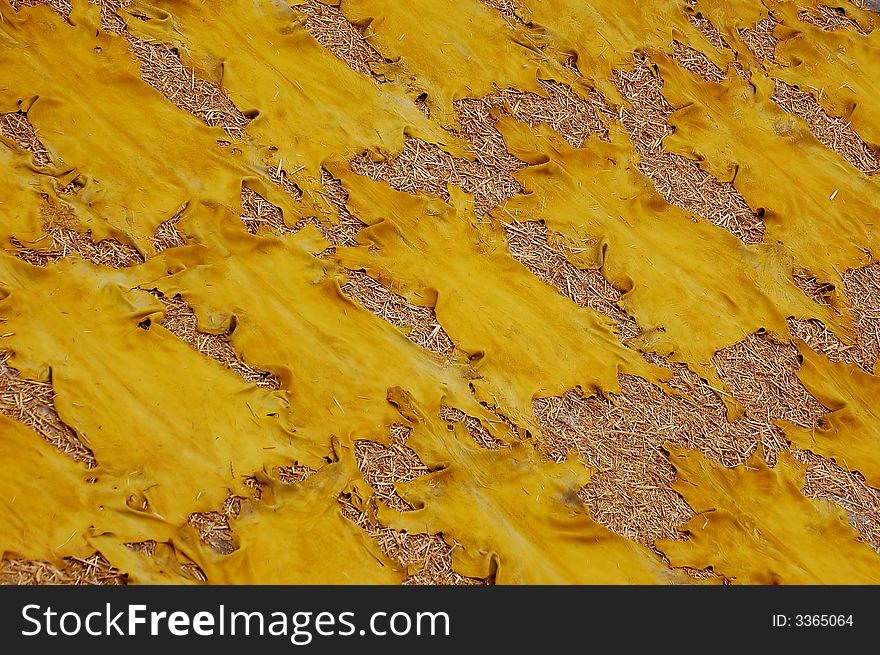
[0,0,253,255]
[0,414,142,564]
[494,118,839,365]
[380,423,681,584]
[0,137,46,248]
[0,250,304,531]
[185,442,404,584]
[332,166,659,426]
[785,343,880,488]
[655,53,880,285]
[771,1,880,151]
[328,0,547,127]
[514,0,732,104]
[690,0,771,64]
[151,207,490,451]
[91,539,203,585]
[1,0,879,586]
[124,0,464,179]
[658,444,880,584]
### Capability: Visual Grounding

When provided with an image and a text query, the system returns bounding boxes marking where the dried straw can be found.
[772,80,878,175]
[687,11,729,51]
[789,263,880,373]
[738,16,780,62]
[0,112,51,167]
[341,270,456,356]
[155,294,281,389]
[712,333,826,428]
[351,133,523,219]
[297,0,381,78]
[688,11,878,174]
[1,553,126,585]
[798,5,867,34]
[0,352,95,466]
[343,424,490,585]
[494,80,609,147]
[351,78,610,219]
[502,218,641,341]
[479,0,523,23]
[613,56,764,243]
[438,405,510,449]
[188,512,235,556]
[152,209,186,252]
[129,38,250,140]
[9,0,71,15]
[240,187,289,237]
[671,40,726,82]
[797,449,880,551]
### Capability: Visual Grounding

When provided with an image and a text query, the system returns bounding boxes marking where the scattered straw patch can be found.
[789,263,880,373]
[455,97,526,169]
[276,465,317,486]
[534,377,700,546]
[189,511,235,556]
[502,219,640,340]
[687,11,728,50]
[798,5,867,33]
[128,38,250,139]
[686,10,876,173]
[671,40,726,82]
[314,168,368,247]
[843,263,880,370]
[685,8,750,80]
[1,553,125,585]
[438,405,510,449]
[613,57,764,243]
[0,112,51,167]
[797,449,880,552]
[350,79,610,219]
[14,231,143,268]
[712,333,827,428]
[9,0,71,15]
[792,272,836,306]
[533,329,841,547]
[261,168,370,250]
[351,134,522,218]
[355,425,429,512]
[739,16,780,62]
[181,562,208,582]
[13,197,145,267]
[495,80,609,147]
[788,316,857,365]
[9,1,248,138]
[575,329,880,548]
[93,0,129,32]
[297,0,381,77]
[0,352,95,466]
[239,184,345,246]
[342,424,489,585]
[350,79,611,219]
[239,167,357,251]
[773,80,878,174]
[479,0,523,22]
[153,209,186,252]
[155,294,281,389]
[240,187,288,236]
[340,493,489,585]
[341,271,456,356]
